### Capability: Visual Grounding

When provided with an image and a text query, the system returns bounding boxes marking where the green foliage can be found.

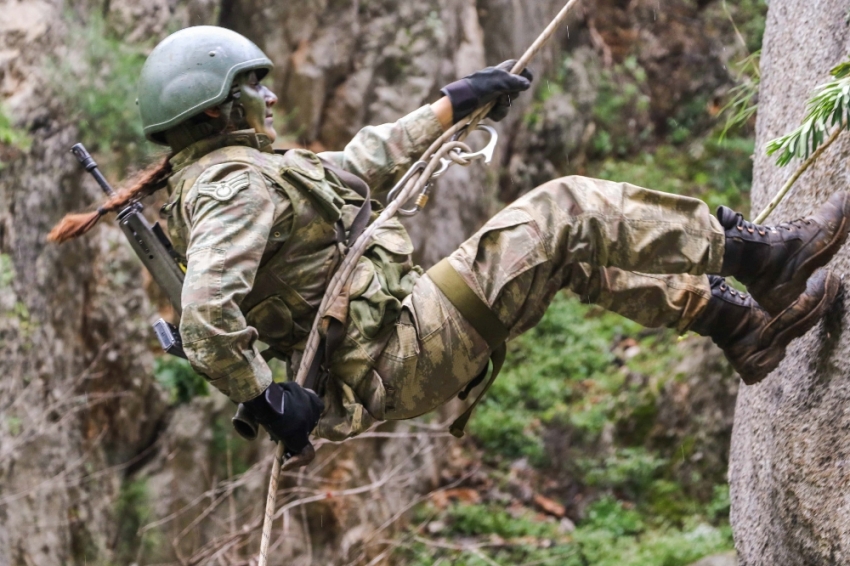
[5,416,22,437]
[470,295,637,464]
[767,56,850,166]
[0,253,14,287]
[114,478,158,562]
[583,496,645,536]
[720,0,769,54]
[591,56,652,157]
[707,484,732,521]
[210,416,253,476]
[448,503,560,539]
[571,520,732,566]
[398,499,732,566]
[582,448,666,501]
[0,264,35,343]
[589,136,754,213]
[50,13,153,164]
[719,51,761,141]
[153,356,208,404]
[0,105,31,151]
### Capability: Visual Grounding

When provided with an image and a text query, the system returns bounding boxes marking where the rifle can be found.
[71,143,260,438]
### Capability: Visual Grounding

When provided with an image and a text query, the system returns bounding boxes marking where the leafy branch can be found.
[766,58,850,166]
[755,57,850,223]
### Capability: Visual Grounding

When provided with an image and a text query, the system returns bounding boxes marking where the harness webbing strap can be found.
[427,258,510,438]
[447,344,506,438]
[427,259,509,349]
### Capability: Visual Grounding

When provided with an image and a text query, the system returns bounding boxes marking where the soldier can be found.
[51,26,849,456]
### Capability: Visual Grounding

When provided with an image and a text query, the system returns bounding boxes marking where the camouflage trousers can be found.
[374,175,726,420]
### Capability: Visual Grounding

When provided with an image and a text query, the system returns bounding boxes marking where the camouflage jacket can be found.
[163,105,444,440]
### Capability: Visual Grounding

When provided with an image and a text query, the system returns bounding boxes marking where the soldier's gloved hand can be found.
[243,381,324,454]
[441,60,534,123]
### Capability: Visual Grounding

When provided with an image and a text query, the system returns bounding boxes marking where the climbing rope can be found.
[257,1,581,563]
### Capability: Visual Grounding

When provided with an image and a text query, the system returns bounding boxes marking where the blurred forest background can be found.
[0,0,768,564]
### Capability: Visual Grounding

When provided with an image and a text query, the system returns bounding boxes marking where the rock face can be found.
[0,2,171,563]
[729,1,850,564]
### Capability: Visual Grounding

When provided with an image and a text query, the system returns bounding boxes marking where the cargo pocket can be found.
[244,296,295,347]
[459,208,549,306]
[374,308,426,419]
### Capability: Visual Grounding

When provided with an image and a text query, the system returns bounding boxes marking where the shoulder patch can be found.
[196,171,252,202]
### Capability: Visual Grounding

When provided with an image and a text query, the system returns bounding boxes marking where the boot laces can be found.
[709,276,749,302]
[732,211,812,236]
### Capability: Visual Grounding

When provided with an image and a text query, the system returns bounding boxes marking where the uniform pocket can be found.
[244,295,295,347]
[458,208,549,306]
[370,218,414,255]
[374,312,420,416]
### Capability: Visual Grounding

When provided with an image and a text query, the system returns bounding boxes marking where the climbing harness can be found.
[257,1,583,563]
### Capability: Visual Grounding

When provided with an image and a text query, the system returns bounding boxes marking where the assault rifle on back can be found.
[72,143,275,441]
[70,143,187,358]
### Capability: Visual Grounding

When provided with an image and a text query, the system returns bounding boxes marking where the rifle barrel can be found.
[70,143,117,198]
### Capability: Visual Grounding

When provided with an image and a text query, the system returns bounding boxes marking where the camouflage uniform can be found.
[164,104,725,442]
[377,179,724,423]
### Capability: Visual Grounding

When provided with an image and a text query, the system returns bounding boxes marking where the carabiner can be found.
[387,160,428,203]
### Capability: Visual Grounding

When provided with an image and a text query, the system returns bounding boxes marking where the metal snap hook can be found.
[462,124,499,164]
[387,160,428,203]
[436,125,500,176]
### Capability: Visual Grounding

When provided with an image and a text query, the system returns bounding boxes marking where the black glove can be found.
[441,60,534,123]
[243,381,325,454]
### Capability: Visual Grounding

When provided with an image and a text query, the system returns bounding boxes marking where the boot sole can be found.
[758,195,850,315]
[738,269,840,384]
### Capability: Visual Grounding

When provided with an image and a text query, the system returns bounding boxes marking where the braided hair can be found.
[47,155,173,243]
[49,81,247,244]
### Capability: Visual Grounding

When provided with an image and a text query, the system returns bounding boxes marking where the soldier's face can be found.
[236,71,279,142]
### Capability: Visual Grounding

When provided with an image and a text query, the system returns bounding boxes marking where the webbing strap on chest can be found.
[305,160,372,394]
[426,259,509,438]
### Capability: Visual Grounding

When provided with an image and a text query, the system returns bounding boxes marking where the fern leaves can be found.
[767,58,850,166]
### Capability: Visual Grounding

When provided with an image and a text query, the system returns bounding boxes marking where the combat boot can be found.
[690,269,840,385]
[718,191,850,315]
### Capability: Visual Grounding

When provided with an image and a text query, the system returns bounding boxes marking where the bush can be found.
[0,105,32,169]
[470,294,635,464]
[153,356,208,405]
[50,13,155,167]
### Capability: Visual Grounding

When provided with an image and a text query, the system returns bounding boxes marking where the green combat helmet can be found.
[138,26,273,144]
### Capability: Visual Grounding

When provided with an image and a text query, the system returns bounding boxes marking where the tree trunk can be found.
[729,2,850,564]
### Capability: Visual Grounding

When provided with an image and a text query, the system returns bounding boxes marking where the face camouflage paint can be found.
[235,71,278,142]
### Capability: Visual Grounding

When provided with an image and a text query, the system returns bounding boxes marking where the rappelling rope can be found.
[257,1,581,563]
